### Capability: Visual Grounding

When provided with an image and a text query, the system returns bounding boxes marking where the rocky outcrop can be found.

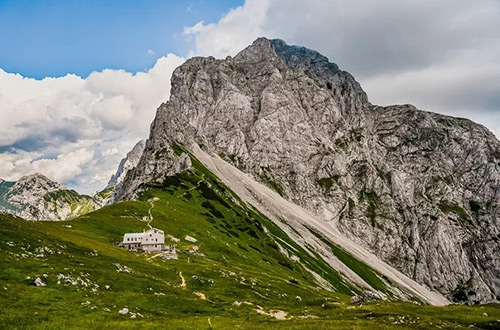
[0,173,98,220]
[351,291,383,304]
[117,38,500,303]
[102,139,147,205]
[107,140,146,189]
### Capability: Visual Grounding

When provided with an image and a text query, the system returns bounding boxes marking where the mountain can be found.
[107,140,146,189]
[0,173,98,220]
[116,38,500,304]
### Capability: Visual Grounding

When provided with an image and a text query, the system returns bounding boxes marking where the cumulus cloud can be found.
[2,0,500,194]
[185,0,500,132]
[0,148,93,184]
[183,0,268,58]
[0,54,184,194]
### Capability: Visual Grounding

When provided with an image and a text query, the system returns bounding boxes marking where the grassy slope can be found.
[304,225,389,295]
[0,155,499,329]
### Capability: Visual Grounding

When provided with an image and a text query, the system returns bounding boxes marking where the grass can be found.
[360,190,380,227]
[95,186,115,201]
[305,226,389,294]
[439,203,470,223]
[259,168,286,197]
[0,150,499,329]
[316,175,340,190]
[44,189,98,218]
[0,158,350,328]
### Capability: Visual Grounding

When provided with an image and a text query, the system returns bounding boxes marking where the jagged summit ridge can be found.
[15,173,65,190]
[117,37,500,303]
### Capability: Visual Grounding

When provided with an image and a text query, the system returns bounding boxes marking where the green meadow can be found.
[1,153,499,329]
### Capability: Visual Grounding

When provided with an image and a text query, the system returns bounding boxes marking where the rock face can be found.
[0,173,98,220]
[103,140,146,205]
[108,138,190,203]
[107,140,146,189]
[118,38,500,303]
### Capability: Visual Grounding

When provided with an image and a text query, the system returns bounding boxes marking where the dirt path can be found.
[179,271,186,289]
[192,144,449,306]
[146,197,159,229]
[256,306,288,320]
[194,292,206,300]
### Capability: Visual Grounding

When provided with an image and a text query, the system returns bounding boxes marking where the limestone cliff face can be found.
[117,38,500,303]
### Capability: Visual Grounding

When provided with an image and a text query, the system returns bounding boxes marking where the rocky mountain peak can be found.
[17,173,62,186]
[15,173,64,192]
[117,38,500,303]
[232,37,283,65]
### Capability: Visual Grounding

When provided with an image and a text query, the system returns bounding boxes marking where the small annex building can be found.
[122,227,165,252]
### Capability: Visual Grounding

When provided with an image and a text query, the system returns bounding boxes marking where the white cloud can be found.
[183,0,268,58]
[0,53,185,194]
[147,49,156,55]
[2,0,500,194]
[0,148,93,184]
[184,0,500,134]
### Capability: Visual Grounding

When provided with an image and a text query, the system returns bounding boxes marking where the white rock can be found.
[34,277,46,287]
[167,235,180,243]
[118,308,129,315]
[184,235,197,243]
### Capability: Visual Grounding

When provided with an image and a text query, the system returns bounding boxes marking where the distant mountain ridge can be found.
[0,173,99,220]
[0,139,147,219]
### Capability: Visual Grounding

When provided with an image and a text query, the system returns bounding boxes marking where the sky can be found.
[1,0,499,194]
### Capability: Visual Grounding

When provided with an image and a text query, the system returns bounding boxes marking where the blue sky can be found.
[0,0,243,79]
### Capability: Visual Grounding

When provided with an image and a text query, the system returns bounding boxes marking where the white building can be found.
[122,228,165,252]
